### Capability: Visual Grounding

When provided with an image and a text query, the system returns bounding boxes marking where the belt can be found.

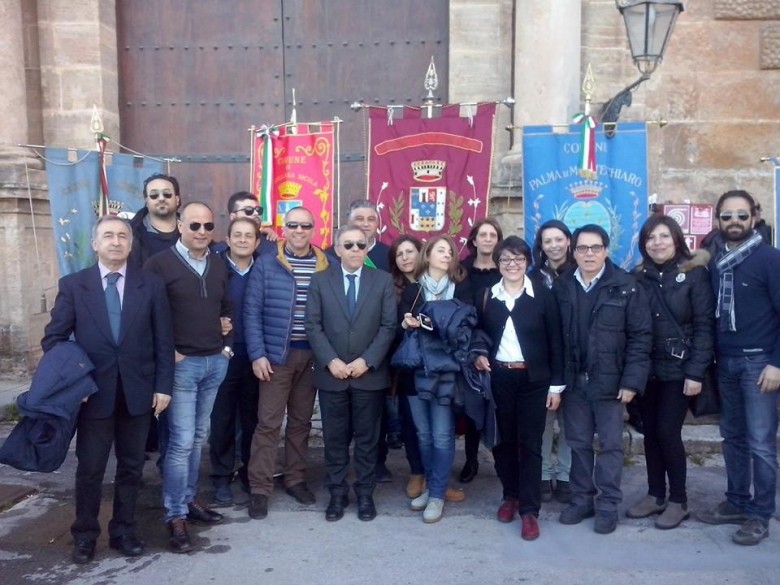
[492,360,527,370]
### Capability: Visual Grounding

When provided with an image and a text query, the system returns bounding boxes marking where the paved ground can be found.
[1,416,779,585]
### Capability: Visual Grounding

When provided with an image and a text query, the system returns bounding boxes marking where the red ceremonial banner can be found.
[252,123,335,249]
[367,104,496,256]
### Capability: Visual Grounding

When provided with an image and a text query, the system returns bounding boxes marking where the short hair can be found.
[226,217,259,238]
[572,224,610,249]
[227,191,258,215]
[638,215,691,264]
[465,217,504,257]
[283,206,314,223]
[347,200,378,218]
[493,236,532,268]
[334,223,365,246]
[388,235,423,289]
[415,235,466,283]
[533,219,573,265]
[715,189,757,217]
[179,201,213,219]
[143,173,180,198]
[92,215,133,241]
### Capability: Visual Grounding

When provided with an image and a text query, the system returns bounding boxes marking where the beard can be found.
[721,224,752,242]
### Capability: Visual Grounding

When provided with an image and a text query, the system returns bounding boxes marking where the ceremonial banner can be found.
[775,164,779,249]
[663,203,714,250]
[367,103,497,255]
[522,122,648,269]
[252,123,335,249]
[45,148,163,276]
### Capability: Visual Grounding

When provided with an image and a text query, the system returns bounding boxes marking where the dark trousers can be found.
[491,368,548,516]
[464,418,480,464]
[639,379,690,503]
[209,355,259,486]
[318,387,385,497]
[72,385,151,542]
[563,388,625,513]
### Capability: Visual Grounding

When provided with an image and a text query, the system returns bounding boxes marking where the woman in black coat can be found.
[627,215,715,529]
[473,236,564,540]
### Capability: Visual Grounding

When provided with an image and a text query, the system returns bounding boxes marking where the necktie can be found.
[346,274,357,318]
[105,272,121,342]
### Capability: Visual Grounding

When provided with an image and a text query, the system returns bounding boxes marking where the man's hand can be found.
[153,393,171,416]
[175,351,186,363]
[683,379,702,396]
[328,358,351,380]
[758,364,780,393]
[260,226,278,242]
[546,392,561,411]
[347,358,369,378]
[220,317,233,336]
[252,357,274,382]
[473,355,491,372]
[617,388,636,404]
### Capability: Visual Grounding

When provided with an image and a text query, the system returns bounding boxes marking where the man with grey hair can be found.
[327,200,390,271]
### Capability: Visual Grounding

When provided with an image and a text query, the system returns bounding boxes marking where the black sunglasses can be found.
[342,241,367,250]
[285,222,314,230]
[147,191,174,200]
[235,206,262,216]
[719,211,751,222]
[188,222,215,232]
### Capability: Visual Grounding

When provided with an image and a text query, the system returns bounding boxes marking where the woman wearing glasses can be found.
[627,215,715,529]
[472,236,564,540]
[399,235,474,523]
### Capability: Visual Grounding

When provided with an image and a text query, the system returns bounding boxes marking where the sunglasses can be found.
[235,206,263,216]
[188,222,215,232]
[147,191,174,200]
[574,244,605,254]
[342,241,367,250]
[285,222,314,230]
[719,211,751,222]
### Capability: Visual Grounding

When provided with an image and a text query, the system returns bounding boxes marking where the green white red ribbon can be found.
[572,113,597,180]
[257,125,278,225]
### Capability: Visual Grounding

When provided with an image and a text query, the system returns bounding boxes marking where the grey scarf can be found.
[419,273,455,301]
[715,230,763,332]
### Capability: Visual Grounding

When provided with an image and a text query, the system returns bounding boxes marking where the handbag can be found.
[390,329,422,370]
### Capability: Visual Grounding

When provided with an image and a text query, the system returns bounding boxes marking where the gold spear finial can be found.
[90,104,104,135]
[582,64,595,116]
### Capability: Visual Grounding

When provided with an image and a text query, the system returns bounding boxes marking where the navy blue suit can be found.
[42,263,175,543]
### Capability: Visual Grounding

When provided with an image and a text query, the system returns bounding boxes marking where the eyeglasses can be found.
[285,221,314,230]
[498,256,527,266]
[574,244,605,254]
[235,206,262,216]
[342,241,367,250]
[147,191,174,200]
[719,211,751,222]
[188,222,215,232]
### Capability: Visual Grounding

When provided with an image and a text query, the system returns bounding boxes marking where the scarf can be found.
[419,273,455,301]
[715,230,763,332]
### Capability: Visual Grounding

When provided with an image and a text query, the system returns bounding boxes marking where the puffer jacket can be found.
[634,250,715,382]
[244,240,329,365]
[553,259,652,398]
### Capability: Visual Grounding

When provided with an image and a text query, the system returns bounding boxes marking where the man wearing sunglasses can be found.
[243,206,330,520]
[143,202,233,553]
[326,200,390,271]
[210,191,277,258]
[305,224,397,522]
[698,190,780,546]
[128,173,181,269]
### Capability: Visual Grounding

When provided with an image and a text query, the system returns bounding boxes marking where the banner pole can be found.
[248,125,256,195]
[334,117,342,226]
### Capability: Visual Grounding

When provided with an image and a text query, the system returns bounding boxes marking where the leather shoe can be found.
[357,495,377,521]
[325,495,349,522]
[521,514,540,541]
[167,518,193,553]
[285,482,316,505]
[497,498,519,523]
[458,459,479,483]
[187,501,224,525]
[248,494,268,519]
[108,534,145,557]
[72,539,95,564]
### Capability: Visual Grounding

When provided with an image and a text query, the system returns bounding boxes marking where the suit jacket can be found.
[305,265,397,391]
[41,263,175,419]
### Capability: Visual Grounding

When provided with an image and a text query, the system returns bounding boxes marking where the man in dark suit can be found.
[42,216,174,564]
[305,224,397,522]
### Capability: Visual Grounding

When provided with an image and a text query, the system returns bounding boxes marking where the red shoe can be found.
[496,498,519,523]
[521,513,540,541]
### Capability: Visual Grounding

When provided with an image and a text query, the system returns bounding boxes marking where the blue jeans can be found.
[407,395,455,499]
[718,354,779,520]
[163,354,229,522]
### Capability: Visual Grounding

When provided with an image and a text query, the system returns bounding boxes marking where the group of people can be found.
[42,175,780,564]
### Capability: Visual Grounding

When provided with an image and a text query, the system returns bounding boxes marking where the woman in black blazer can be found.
[473,236,564,541]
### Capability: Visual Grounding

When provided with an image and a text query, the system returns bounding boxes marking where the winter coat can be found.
[634,251,715,382]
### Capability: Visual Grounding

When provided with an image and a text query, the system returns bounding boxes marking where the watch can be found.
[222,346,234,358]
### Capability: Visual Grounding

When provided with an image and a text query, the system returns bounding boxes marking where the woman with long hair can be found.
[627,215,715,529]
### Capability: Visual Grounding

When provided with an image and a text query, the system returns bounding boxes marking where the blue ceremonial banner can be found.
[45,148,163,276]
[522,122,648,269]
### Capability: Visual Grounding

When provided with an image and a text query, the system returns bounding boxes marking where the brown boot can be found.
[445,487,466,502]
[406,475,425,498]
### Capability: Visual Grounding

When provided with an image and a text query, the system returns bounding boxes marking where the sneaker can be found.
[423,498,444,523]
[406,475,425,498]
[375,463,393,484]
[697,501,748,525]
[411,490,429,511]
[559,504,595,525]
[555,480,572,504]
[655,501,689,530]
[541,480,553,503]
[594,510,618,534]
[732,518,769,546]
[626,495,666,519]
